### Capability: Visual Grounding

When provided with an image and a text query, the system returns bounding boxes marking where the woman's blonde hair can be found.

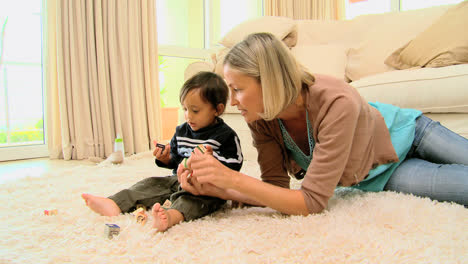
[223,32,315,120]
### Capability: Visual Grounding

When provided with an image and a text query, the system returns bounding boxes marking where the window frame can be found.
[0,0,48,161]
[345,0,464,19]
[157,0,264,62]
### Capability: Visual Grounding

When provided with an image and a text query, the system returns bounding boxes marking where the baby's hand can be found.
[177,162,193,185]
[153,140,170,164]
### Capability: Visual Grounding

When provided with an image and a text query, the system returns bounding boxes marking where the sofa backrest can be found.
[294,4,454,81]
[346,4,453,81]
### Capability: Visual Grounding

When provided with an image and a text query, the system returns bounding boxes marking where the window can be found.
[345,0,394,19]
[400,0,465,11]
[0,0,47,161]
[345,0,465,19]
[156,0,263,108]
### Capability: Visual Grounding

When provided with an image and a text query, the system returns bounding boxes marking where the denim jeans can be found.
[384,115,468,206]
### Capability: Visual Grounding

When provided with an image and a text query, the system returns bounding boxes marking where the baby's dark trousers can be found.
[108,175,226,221]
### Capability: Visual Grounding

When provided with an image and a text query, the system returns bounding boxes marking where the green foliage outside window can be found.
[0,16,43,145]
[0,118,44,144]
[0,130,43,144]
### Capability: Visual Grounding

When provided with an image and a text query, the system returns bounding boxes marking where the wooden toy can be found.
[44,209,58,215]
[182,144,207,169]
[153,140,165,151]
[132,208,147,225]
[182,157,189,169]
[193,144,207,154]
[162,199,172,209]
[104,223,120,239]
[136,204,147,211]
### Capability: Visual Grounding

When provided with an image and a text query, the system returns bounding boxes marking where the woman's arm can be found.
[229,170,309,215]
[185,152,309,215]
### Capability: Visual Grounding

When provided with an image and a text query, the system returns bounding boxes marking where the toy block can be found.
[44,209,58,216]
[182,157,189,169]
[136,204,147,211]
[132,208,147,225]
[193,144,207,154]
[153,140,166,151]
[184,144,208,180]
[104,223,120,239]
[156,143,166,151]
[162,199,172,209]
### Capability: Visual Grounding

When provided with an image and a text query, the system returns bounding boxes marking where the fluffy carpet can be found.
[0,151,466,263]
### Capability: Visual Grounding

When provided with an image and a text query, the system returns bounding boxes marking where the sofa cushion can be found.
[345,5,451,81]
[350,64,468,113]
[184,61,214,81]
[295,20,359,46]
[219,16,297,48]
[212,48,230,78]
[291,44,347,81]
[385,1,468,69]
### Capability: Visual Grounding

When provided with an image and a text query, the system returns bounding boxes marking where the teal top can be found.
[352,102,422,191]
[278,102,422,192]
[278,111,314,170]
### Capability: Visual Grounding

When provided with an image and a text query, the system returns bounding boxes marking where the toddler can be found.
[82,71,243,231]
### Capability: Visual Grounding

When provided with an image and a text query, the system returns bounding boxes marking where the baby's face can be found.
[182,89,218,131]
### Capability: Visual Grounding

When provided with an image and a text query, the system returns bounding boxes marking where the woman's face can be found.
[224,65,264,123]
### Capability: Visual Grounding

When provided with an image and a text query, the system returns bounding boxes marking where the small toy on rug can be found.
[44,209,58,216]
[136,204,147,211]
[161,199,172,209]
[104,223,120,239]
[132,207,148,225]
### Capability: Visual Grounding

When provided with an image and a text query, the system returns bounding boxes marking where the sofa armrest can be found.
[351,64,468,113]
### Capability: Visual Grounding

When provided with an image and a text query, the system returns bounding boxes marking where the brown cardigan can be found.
[248,74,398,214]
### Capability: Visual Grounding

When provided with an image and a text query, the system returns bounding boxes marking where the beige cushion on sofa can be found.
[219,16,297,48]
[385,1,468,69]
[345,5,451,81]
[291,44,347,80]
[295,20,358,46]
[351,64,468,113]
[212,48,230,78]
[184,61,214,81]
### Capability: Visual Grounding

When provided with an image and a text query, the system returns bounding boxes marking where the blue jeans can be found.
[384,115,468,206]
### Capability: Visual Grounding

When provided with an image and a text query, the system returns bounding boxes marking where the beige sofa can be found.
[185,3,468,161]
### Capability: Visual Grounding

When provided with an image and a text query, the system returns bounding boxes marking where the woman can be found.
[178,32,468,215]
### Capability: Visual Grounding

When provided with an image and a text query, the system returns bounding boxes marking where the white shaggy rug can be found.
[0,151,466,264]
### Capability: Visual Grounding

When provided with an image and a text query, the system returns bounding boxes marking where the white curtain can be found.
[44,0,162,160]
[265,0,346,20]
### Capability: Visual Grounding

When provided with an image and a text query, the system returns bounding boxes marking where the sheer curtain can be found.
[264,0,345,20]
[44,0,162,160]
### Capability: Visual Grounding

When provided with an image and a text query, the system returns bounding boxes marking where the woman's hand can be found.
[153,142,170,164]
[176,162,223,197]
[189,146,236,190]
[176,145,232,199]
[177,166,201,195]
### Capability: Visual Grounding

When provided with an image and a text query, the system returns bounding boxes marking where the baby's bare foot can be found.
[152,203,170,232]
[81,193,121,216]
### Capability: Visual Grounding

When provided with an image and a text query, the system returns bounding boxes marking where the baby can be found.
[82,71,243,231]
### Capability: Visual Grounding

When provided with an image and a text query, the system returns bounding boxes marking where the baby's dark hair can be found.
[179,71,229,114]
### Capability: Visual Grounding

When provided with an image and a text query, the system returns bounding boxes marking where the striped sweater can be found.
[156,117,243,174]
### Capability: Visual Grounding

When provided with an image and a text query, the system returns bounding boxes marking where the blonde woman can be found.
[178,33,468,215]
